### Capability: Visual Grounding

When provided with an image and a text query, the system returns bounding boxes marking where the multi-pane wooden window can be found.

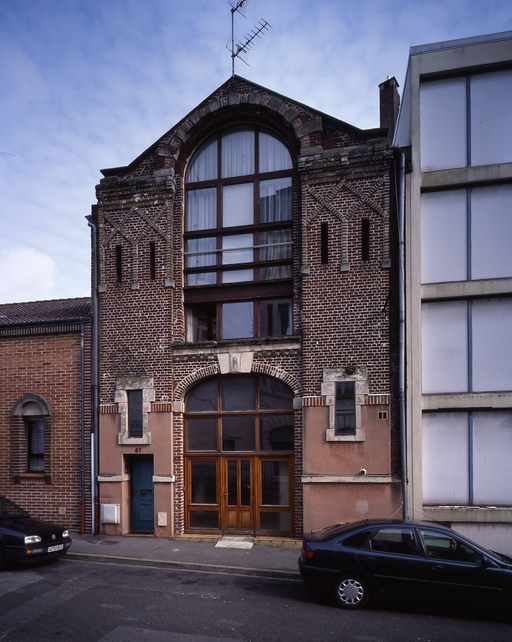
[185,375,294,453]
[26,417,44,472]
[185,126,293,341]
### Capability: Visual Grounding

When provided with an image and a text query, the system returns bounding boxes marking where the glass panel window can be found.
[186,188,216,231]
[335,382,355,435]
[222,302,254,339]
[260,512,291,531]
[420,71,512,171]
[471,70,512,167]
[184,126,293,342]
[186,237,216,269]
[421,184,512,285]
[260,230,292,261]
[260,178,292,222]
[222,375,255,411]
[422,301,468,393]
[421,190,467,284]
[259,377,294,409]
[27,418,44,472]
[128,389,143,437]
[422,411,512,506]
[471,184,512,280]
[261,461,289,505]
[472,298,512,392]
[422,412,469,504]
[422,297,512,394]
[191,461,217,504]
[420,77,467,171]
[186,304,216,341]
[186,378,218,411]
[185,375,294,454]
[260,416,294,451]
[187,138,218,182]
[222,416,255,451]
[259,299,291,337]
[259,131,292,172]
[188,418,217,451]
[222,128,254,177]
[223,183,254,227]
[473,411,512,505]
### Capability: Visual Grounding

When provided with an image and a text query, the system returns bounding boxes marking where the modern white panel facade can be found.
[394,32,512,553]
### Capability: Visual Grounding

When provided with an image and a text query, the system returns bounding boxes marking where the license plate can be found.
[47,544,64,553]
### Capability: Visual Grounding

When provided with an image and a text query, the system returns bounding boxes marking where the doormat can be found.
[215,535,254,549]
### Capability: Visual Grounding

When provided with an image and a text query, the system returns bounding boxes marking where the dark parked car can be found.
[298,519,512,610]
[0,497,71,569]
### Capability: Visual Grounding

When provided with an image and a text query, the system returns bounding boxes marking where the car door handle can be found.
[361,556,378,562]
[431,564,446,570]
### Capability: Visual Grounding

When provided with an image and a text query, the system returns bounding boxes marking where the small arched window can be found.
[184,126,294,342]
[12,395,51,481]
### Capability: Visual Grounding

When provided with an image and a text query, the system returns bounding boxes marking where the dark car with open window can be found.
[298,519,512,610]
[0,497,71,569]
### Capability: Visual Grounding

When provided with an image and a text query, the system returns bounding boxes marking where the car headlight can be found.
[25,535,42,545]
[62,530,70,538]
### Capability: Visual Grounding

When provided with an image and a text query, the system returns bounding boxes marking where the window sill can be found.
[118,432,151,445]
[326,429,365,442]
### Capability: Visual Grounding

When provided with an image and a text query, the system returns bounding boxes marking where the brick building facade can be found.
[92,75,401,538]
[0,298,92,532]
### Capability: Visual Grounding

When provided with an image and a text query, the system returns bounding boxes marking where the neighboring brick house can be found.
[0,298,92,533]
[92,74,401,538]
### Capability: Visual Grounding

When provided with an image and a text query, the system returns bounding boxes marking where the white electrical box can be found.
[157,512,168,527]
[101,504,120,524]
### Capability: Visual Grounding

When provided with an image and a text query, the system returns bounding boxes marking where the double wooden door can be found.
[186,455,293,535]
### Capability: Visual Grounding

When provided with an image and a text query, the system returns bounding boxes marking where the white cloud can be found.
[0,248,58,303]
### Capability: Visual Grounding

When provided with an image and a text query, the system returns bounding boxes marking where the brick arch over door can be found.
[173,363,301,404]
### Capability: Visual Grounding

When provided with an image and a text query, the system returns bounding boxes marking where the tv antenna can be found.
[228,0,271,76]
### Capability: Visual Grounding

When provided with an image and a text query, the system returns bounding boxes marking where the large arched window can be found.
[185,374,294,452]
[185,126,294,342]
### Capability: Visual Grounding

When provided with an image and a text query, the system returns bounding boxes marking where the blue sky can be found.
[1,0,511,303]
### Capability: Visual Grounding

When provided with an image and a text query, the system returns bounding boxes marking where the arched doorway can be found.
[184,374,294,535]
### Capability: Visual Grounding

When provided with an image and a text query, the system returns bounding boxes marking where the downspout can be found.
[86,210,100,534]
[80,321,85,534]
[398,152,408,519]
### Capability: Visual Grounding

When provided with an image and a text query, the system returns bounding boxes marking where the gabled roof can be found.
[100,74,386,178]
[0,297,91,327]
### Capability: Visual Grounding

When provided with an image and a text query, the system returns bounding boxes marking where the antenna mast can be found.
[229,0,271,76]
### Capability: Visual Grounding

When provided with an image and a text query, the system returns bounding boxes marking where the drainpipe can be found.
[80,321,85,534]
[86,210,100,534]
[398,152,408,519]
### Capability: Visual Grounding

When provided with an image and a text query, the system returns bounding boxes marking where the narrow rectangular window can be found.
[128,390,143,437]
[26,418,44,472]
[362,219,370,261]
[149,242,156,281]
[321,222,329,264]
[335,382,355,435]
[116,245,122,283]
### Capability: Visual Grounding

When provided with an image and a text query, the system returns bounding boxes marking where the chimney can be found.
[379,77,400,143]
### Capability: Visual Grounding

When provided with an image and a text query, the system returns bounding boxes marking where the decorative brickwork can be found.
[94,75,400,537]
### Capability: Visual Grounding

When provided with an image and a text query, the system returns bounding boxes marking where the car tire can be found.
[333,574,370,609]
[0,547,5,572]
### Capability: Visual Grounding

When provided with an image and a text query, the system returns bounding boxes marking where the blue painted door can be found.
[131,456,154,532]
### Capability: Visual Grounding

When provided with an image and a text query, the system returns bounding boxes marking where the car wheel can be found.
[333,574,370,609]
[0,547,5,571]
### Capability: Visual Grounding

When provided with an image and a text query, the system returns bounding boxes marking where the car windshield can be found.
[0,498,29,519]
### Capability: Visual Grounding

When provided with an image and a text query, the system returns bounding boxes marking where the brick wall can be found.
[0,323,92,531]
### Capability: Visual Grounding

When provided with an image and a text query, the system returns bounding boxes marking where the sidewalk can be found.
[67,532,302,580]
